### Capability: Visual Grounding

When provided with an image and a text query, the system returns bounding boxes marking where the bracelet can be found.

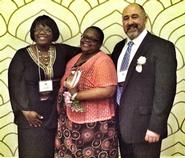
[71,92,78,100]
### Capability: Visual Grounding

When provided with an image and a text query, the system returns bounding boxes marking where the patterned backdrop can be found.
[0,0,185,157]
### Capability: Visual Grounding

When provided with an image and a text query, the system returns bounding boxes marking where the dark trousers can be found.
[119,138,162,158]
[18,127,56,158]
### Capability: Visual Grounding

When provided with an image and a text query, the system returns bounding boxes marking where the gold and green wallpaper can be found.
[0,0,185,157]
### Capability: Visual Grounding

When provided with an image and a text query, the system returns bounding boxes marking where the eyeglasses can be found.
[34,27,52,34]
[81,35,99,43]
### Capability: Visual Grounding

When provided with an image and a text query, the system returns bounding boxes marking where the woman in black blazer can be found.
[8,15,80,158]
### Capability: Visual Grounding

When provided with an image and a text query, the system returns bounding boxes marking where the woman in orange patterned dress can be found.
[55,26,118,158]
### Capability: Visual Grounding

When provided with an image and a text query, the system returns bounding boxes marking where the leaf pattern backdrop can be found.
[0,0,184,157]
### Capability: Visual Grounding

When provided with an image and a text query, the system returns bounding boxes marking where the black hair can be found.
[30,15,59,42]
[86,26,104,45]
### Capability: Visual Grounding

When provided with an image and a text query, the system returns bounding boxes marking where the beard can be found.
[125,23,143,40]
[126,23,138,32]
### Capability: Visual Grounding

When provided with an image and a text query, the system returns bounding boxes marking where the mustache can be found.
[127,24,138,31]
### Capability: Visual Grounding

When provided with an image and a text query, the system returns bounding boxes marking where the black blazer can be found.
[111,32,177,143]
[8,44,81,129]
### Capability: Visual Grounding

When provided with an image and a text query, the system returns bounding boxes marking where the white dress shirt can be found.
[117,29,148,83]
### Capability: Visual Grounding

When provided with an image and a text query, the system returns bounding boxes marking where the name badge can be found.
[39,80,53,92]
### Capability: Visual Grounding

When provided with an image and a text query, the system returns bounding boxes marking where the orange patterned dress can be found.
[55,51,118,158]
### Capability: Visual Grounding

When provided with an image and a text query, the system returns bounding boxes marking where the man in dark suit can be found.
[111,3,177,158]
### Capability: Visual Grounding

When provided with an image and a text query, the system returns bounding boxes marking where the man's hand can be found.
[145,129,160,143]
[22,110,43,127]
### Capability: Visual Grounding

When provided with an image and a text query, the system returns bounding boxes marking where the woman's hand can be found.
[67,87,77,95]
[22,110,43,127]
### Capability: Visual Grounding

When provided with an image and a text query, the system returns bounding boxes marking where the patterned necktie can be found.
[120,41,134,71]
[117,41,134,105]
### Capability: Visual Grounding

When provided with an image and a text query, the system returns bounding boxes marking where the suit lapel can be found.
[123,32,152,90]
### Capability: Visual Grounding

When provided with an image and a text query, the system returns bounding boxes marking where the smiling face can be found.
[34,24,53,47]
[80,28,102,55]
[122,3,148,40]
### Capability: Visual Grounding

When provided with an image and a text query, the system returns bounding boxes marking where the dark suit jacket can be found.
[111,32,177,143]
